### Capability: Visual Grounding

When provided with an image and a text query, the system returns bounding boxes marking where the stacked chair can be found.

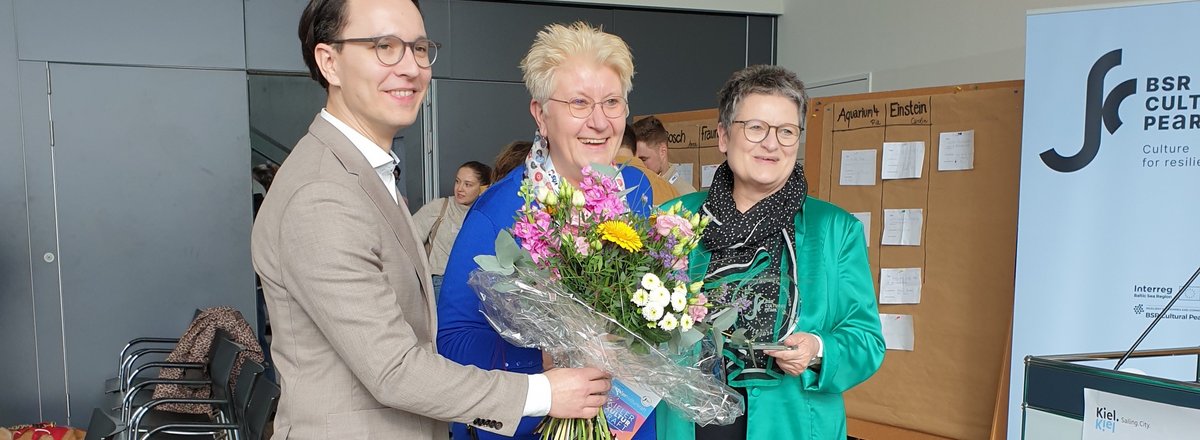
[87,326,279,440]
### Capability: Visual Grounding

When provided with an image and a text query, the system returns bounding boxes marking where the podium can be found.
[1023,347,1200,439]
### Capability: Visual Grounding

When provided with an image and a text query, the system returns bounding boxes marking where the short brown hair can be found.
[620,123,637,152]
[298,0,422,89]
[632,116,668,146]
[717,65,807,131]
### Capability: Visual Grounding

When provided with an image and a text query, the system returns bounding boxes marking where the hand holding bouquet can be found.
[471,164,743,440]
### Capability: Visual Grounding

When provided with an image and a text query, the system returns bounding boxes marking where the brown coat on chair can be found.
[4,423,86,440]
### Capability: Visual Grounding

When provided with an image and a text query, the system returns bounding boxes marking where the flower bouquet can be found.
[470,164,744,440]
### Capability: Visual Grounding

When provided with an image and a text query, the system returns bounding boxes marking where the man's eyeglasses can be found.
[732,119,803,146]
[546,96,628,119]
[330,35,441,68]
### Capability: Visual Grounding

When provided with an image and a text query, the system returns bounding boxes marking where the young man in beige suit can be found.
[251,1,611,438]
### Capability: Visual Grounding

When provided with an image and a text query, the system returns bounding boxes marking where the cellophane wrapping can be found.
[469,267,744,426]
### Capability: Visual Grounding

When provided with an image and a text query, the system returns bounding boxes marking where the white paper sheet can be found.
[880,268,922,304]
[938,130,975,171]
[881,141,925,179]
[675,163,694,187]
[839,149,877,186]
[700,164,719,188]
[881,208,923,246]
[880,314,915,351]
[851,212,871,245]
[1083,388,1200,439]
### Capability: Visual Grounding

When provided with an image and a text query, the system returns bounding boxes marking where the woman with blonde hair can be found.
[437,22,657,440]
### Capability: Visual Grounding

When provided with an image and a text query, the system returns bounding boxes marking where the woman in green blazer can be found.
[657,65,885,440]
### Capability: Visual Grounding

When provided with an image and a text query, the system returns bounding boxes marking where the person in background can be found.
[413,160,492,297]
[634,116,696,195]
[251,1,614,438]
[655,65,884,440]
[251,162,280,379]
[616,123,678,205]
[492,140,532,182]
[437,22,657,440]
[251,163,280,219]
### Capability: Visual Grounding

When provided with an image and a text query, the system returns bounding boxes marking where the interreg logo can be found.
[1041,49,1137,173]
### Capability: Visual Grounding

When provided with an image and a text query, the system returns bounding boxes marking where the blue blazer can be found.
[438,164,657,440]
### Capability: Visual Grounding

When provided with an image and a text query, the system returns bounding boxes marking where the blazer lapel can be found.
[308,116,438,329]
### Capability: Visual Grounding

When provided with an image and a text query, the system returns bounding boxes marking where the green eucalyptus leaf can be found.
[495,230,520,269]
[589,162,619,177]
[678,327,704,349]
[712,331,726,357]
[473,255,505,274]
[730,328,750,345]
[709,308,737,332]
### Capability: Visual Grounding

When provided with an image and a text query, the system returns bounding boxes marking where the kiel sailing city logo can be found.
[1041,49,1137,172]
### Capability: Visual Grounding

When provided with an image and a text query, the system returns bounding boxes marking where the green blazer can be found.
[657,192,885,440]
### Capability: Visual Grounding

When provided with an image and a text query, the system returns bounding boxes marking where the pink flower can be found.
[574,236,590,256]
[671,256,688,271]
[512,219,538,242]
[524,237,549,263]
[655,214,694,238]
[578,167,628,220]
[688,305,708,322]
[533,210,552,230]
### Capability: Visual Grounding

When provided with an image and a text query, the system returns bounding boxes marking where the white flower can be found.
[679,313,694,332]
[535,186,551,204]
[631,289,649,307]
[658,313,678,331]
[642,305,664,322]
[648,287,671,308]
[572,191,586,207]
[641,273,662,290]
[670,293,687,313]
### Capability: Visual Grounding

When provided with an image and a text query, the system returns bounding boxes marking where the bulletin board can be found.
[804,81,1023,440]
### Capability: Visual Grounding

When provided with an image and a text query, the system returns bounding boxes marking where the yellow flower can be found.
[597,220,642,252]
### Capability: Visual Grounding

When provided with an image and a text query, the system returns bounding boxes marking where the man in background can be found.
[616,124,677,205]
[633,116,696,196]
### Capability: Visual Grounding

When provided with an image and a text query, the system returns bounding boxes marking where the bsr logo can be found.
[1041,48,1197,172]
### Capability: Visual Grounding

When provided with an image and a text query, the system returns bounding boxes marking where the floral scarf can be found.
[524,131,625,195]
[700,161,807,387]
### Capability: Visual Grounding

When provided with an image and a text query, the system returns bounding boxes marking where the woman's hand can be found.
[543,350,555,371]
[764,332,820,376]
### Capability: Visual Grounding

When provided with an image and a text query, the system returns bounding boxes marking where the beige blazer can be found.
[252,116,527,439]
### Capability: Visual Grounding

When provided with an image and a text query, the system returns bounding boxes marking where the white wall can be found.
[777,0,1135,92]
[534,0,783,14]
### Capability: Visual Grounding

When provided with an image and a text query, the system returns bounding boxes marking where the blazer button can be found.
[750,387,761,397]
[495,421,503,429]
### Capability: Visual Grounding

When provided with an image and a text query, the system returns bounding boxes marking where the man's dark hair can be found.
[632,116,668,146]
[621,123,637,151]
[252,163,280,191]
[298,0,421,89]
